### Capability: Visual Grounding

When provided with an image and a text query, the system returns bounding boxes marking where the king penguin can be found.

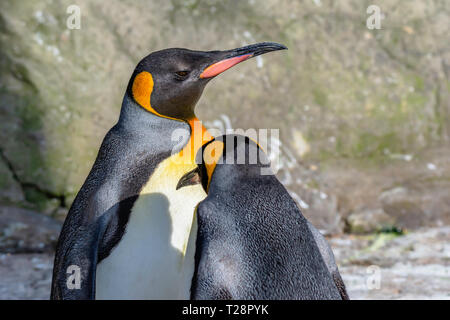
[177,134,348,300]
[50,43,287,299]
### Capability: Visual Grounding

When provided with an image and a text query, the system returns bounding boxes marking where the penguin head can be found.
[127,42,287,120]
[176,134,271,192]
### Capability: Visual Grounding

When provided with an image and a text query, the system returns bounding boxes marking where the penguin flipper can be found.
[190,201,237,300]
[307,221,349,300]
[332,271,350,300]
[51,188,140,300]
[50,215,104,300]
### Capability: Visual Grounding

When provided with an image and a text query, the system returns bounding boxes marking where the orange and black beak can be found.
[200,42,287,79]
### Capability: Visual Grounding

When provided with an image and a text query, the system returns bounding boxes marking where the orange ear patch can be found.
[132,71,154,111]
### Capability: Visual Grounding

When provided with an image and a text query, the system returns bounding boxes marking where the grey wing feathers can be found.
[307,221,349,300]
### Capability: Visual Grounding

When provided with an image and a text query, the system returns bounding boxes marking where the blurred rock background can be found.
[0,0,449,299]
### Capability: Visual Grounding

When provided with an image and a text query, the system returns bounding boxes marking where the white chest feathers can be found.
[95,156,206,299]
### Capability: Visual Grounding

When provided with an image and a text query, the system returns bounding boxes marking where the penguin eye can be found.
[175,70,190,80]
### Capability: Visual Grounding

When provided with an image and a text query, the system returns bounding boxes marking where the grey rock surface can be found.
[0,253,53,300]
[330,227,450,299]
[0,206,61,253]
[346,208,395,234]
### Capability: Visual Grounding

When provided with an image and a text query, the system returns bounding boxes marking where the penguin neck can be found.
[175,118,213,165]
[209,158,272,192]
[118,93,180,129]
[209,163,256,189]
[119,93,213,163]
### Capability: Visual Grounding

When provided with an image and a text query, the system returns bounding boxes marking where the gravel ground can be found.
[0,227,449,300]
[330,226,450,299]
[0,253,53,300]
